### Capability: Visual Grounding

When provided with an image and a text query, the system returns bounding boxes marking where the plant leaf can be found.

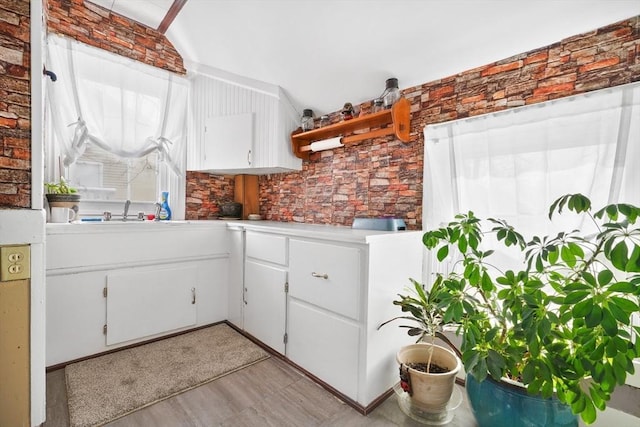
[436,245,449,262]
[597,270,613,287]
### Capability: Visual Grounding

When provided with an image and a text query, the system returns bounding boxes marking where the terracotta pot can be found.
[396,343,461,412]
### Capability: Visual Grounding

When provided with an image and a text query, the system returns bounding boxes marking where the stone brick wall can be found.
[46,0,185,75]
[260,16,640,230]
[185,171,235,220]
[0,0,31,208]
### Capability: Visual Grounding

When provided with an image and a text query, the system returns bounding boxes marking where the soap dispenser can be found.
[159,191,172,220]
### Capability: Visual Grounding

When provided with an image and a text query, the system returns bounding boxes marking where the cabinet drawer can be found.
[246,232,287,265]
[289,239,360,319]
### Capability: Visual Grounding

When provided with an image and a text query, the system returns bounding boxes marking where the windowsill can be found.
[69,199,159,219]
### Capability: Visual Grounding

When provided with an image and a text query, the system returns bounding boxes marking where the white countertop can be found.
[45,219,229,234]
[45,218,421,243]
[228,220,422,244]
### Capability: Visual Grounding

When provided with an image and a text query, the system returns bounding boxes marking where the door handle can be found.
[247,149,252,166]
[311,272,329,279]
[191,287,196,304]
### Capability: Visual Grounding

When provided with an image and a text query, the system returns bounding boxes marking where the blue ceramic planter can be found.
[465,374,578,427]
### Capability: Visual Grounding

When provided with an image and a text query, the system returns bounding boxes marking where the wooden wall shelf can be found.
[291,97,411,160]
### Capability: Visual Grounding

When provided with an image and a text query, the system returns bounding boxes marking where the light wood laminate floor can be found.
[44,356,477,427]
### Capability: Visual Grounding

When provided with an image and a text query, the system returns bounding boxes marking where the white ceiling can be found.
[88,0,640,115]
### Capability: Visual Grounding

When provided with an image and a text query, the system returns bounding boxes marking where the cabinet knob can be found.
[311,272,329,280]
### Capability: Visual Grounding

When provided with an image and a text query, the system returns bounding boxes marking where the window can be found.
[423,82,640,386]
[69,147,158,202]
[45,34,188,218]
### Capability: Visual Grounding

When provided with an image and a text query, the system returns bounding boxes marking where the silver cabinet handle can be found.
[311,272,329,279]
[191,287,196,304]
[247,149,252,165]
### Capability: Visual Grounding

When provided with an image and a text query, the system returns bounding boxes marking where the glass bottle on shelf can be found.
[301,109,314,131]
[319,115,330,127]
[382,78,401,109]
[372,98,384,113]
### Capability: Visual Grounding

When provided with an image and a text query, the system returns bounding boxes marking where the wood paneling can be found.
[234,174,259,219]
[0,279,30,427]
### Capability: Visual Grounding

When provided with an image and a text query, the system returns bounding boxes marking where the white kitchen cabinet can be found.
[243,231,288,354]
[237,222,424,410]
[287,298,360,398]
[45,271,106,367]
[287,238,362,400]
[244,260,287,354]
[106,266,198,345]
[188,72,301,174]
[203,113,254,171]
[45,221,229,366]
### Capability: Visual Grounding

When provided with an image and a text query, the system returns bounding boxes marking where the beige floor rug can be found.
[65,323,270,427]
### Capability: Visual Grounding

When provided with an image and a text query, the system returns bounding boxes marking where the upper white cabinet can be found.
[188,67,302,175]
[204,113,254,170]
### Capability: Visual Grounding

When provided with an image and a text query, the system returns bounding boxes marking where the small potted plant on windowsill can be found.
[45,176,81,214]
[397,194,640,426]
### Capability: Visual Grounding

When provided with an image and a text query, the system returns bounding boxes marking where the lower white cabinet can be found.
[46,271,107,366]
[105,266,198,345]
[238,224,424,409]
[287,299,359,398]
[45,222,230,367]
[244,260,287,353]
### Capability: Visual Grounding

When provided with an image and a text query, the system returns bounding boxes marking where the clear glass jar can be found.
[319,115,330,127]
[301,109,314,131]
[372,98,384,114]
[383,78,401,109]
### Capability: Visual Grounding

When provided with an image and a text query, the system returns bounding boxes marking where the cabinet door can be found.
[106,266,198,345]
[244,260,287,353]
[287,299,359,399]
[46,272,107,366]
[204,113,253,170]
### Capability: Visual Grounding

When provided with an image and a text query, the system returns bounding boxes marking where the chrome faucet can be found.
[122,200,131,221]
[154,203,162,221]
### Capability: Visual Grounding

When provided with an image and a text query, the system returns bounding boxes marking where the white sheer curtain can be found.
[423,82,640,280]
[45,34,188,216]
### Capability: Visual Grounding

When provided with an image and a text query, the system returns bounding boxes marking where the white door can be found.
[204,113,253,170]
[244,260,287,354]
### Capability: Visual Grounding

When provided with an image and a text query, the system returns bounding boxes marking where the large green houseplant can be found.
[392,194,640,425]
